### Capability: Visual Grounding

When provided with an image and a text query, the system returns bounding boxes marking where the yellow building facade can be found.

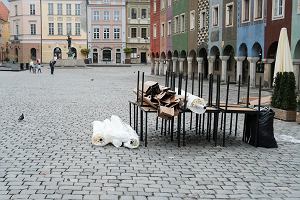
[0,20,10,62]
[41,0,87,63]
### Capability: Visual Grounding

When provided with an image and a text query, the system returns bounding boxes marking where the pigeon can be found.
[18,113,24,121]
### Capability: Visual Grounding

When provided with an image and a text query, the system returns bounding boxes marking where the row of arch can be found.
[150,40,300,88]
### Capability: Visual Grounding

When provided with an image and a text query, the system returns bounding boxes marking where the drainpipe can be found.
[40,0,42,63]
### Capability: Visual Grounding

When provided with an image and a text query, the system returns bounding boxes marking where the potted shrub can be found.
[123,48,132,64]
[271,72,297,121]
[80,48,90,64]
[296,94,300,123]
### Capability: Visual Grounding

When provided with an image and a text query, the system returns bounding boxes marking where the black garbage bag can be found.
[257,109,277,148]
[247,108,278,148]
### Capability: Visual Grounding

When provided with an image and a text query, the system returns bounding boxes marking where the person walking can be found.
[50,59,56,75]
[35,59,41,73]
[29,59,34,72]
[37,62,42,73]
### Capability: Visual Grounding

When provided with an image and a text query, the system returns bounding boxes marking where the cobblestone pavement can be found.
[0,66,299,200]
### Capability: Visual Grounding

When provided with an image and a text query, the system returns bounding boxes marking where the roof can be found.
[0,1,9,22]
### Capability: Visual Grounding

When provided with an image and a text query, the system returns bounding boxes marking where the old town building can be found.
[0,1,9,63]
[8,0,41,63]
[150,0,300,88]
[87,0,126,64]
[126,0,150,64]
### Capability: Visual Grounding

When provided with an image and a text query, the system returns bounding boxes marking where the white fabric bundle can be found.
[92,115,139,148]
[176,88,207,114]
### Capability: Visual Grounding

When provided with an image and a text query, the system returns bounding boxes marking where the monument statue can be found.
[67,35,73,59]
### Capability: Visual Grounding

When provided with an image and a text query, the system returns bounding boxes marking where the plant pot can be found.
[296,112,300,123]
[125,58,131,64]
[84,59,89,64]
[272,107,296,122]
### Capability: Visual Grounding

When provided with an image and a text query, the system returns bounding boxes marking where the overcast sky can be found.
[2,0,8,6]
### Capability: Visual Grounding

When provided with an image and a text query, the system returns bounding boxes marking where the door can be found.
[141,52,146,64]
[103,50,111,61]
[93,53,98,63]
[116,53,121,63]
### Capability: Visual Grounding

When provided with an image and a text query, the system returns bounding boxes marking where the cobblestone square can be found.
[0,66,299,200]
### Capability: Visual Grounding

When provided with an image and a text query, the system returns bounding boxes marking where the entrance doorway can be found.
[93,49,98,63]
[141,52,147,63]
[93,53,98,63]
[103,50,111,61]
[54,47,62,59]
[15,48,18,62]
[30,48,37,60]
[116,53,121,63]
[70,47,77,59]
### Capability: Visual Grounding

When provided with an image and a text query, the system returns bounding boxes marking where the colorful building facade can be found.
[126,0,150,64]
[150,0,300,88]
[8,0,41,63]
[0,1,9,63]
[41,0,88,63]
[87,0,126,64]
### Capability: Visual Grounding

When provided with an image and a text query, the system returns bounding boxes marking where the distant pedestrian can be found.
[37,63,42,73]
[34,59,41,73]
[29,60,34,72]
[50,59,56,75]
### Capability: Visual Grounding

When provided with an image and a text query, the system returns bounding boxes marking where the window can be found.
[104,0,110,4]
[298,0,300,14]
[254,0,263,19]
[131,28,137,38]
[75,4,81,16]
[131,48,137,58]
[225,3,234,26]
[30,4,35,15]
[131,8,137,19]
[93,11,100,21]
[15,5,18,16]
[212,5,219,27]
[242,0,250,22]
[141,9,147,19]
[49,23,54,35]
[141,28,147,38]
[58,23,63,35]
[114,28,120,39]
[174,16,179,33]
[161,0,165,10]
[66,4,72,15]
[48,3,53,15]
[104,28,110,39]
[15,24,19,35]
[190,11,195,30]
[167,20,171,36]
[104,11,109,20]
[114,10,119,21]
[57,3,63,15]
[161,23,165,37]
[200,11,206,29]
[180,14,185,32]
[30,24,36,35]
[93,27,100,39]
[153,24,157,38]
[75,23,80,35]
[168,0,172,7]
[273,0,284,19]
[67,23,72,35]
[154,0,157,13]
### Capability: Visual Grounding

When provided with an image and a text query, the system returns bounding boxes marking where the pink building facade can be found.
[87,0,126,64]
[8,0,41,63]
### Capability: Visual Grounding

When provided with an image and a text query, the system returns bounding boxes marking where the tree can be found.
[80,48,90,59]
[272,72,297,111]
